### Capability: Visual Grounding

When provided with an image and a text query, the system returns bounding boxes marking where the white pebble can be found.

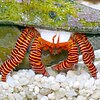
[34,74,43,82]
[91,90,100,99]
[97,72,100,78]
[7,93,15,100]
[26,91,34,99]
[37,94,44,100]
[27,69,35,77]
[48,92,55,100]
[8,87,14,93]
[55,88,66,99]
[7,76,16,87]
[41,96,48,100]
[56,74,66,82]
[47,76,55,83]
[0,82,9,90]
[50,82,60,91]
[60,97,67,100]
[12,74,19,80]
[65,89,77,97]
[76,95,87,100]
[14,93,23,100]
[19,77,29,85]
[95,78,100,86]
[34,86,40,94]
[73,81,80,89]
[0,85,3,93]
[46,67,58,76]
[20,92,26,98]
[40,88,52,95]
[84,78,95,89]
[60,82,68,88]
[67,70,76,78]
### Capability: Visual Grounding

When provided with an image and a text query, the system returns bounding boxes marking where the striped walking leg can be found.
[81,34,95,61]
[52,40,79,71]
[75,33,97,78]
[0,28,35,82]
[29,38,49,76]
[10,27,37,59]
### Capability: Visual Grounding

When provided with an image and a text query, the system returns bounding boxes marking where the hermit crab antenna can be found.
[52,34,57,43]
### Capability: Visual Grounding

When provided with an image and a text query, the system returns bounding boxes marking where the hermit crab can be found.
[0,0,100,82]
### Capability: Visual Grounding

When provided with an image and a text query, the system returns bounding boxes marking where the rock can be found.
[91,90,100,99]
[95,78,100,86]
[0,84,3,93]
[73,81,80,89]
[41,96,48,100]
[47,76,55,83]
[48,92,55,100]
[60,97,67,100]
[15,86,23,92]
[55,88,66,99]
[20,92,26,98]
[14,93,23,100]
[65,88,77,97]
[84,78,95,89]
[34,86,40,94]
[42,82,50,89]
[18,77,29,86]
[12,74,19,80]
[60,82,68,88]
[26,69,35,78]
[67,97,73,100]
[67,70,77,78]
[26,91,35,99]
[0,82,9,90]
[34,74,43,82]
[37,94,44,100]
[40,76,48,83]
[79,89,93,97]
[77,72,90,81]
[50,82,60,91]
[28,84,34,91]
[97,72,100,78]
[7,76,16,88]
[55,74,66,82]
[40,88,52,95]
[76,95,87,100]
[46,67,58,77]
[8,87,14,93]
[7,93,15,100]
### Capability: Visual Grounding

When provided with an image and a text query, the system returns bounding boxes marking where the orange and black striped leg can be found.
[10,27,39,59]
[10,27,30,58]
[76,33,95,61]
[29,38,49,76]
[75,33,97,79]
[82,34,95,61]
[0,29,35,82]
[52,40,79,71]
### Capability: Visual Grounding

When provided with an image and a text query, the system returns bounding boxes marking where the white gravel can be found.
[0,49,100,100]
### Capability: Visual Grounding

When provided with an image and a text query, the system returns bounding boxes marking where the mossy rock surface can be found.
[0,0,100,33]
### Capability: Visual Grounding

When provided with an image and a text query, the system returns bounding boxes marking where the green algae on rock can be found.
[0,26,20,61]
[0,0,100,33]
